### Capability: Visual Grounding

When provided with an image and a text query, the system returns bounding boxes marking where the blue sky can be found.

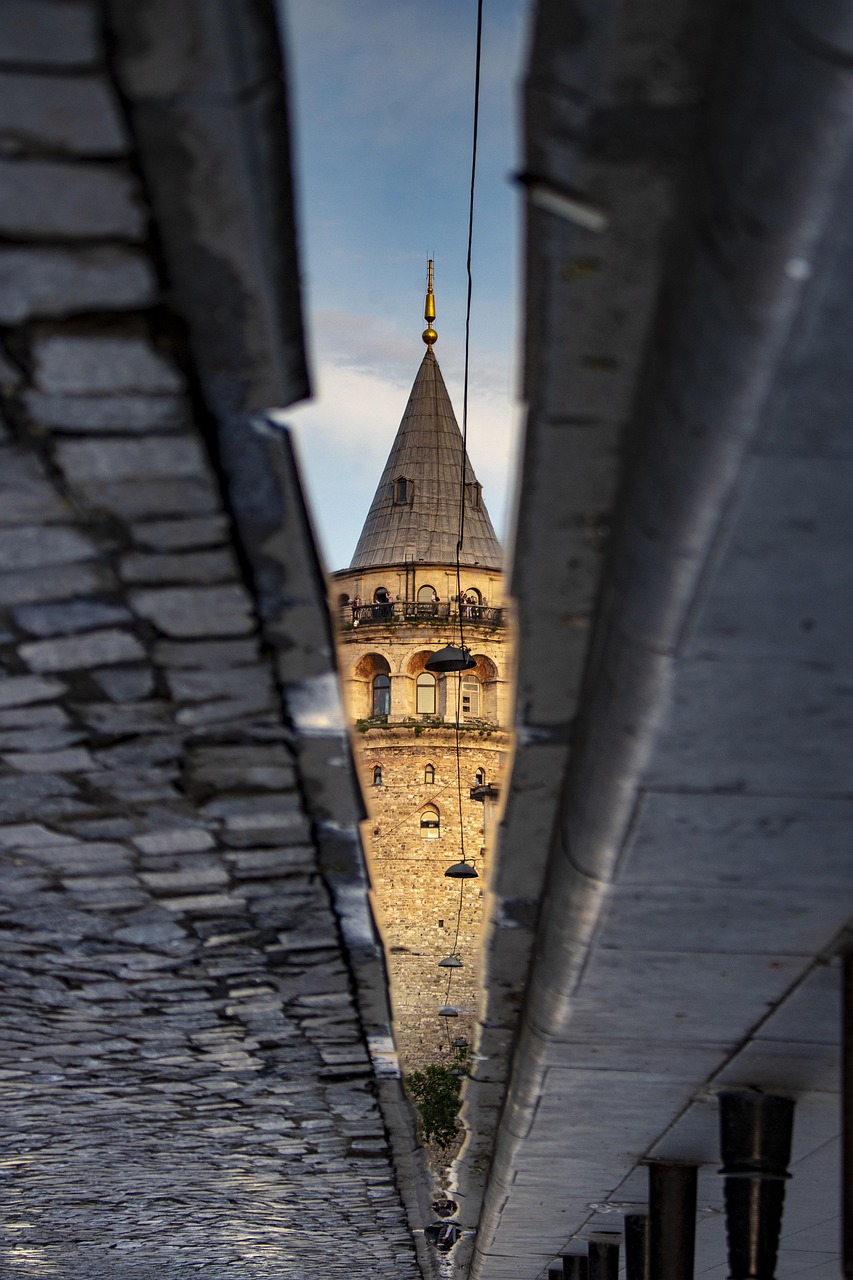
[278,0,528,571]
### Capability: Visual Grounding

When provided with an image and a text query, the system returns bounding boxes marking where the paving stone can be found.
[0,247,155,323]
[2,747,97,773]
[0,707,67,731]
[131,585,255,638]
[167,667,273,706]
[0,3,100,67]
[0,72,128,157]
[0,449,67,523]
[133,829,215,855]
[0,157,144,239]
[154,638,258,668]
[0,524,95,571]
[72,479,219,520]
[23,392,189,433]
[34,336,184,397]
[20,629,145,673]
[0,563,113,606]
[130,514,229,550]
[13,600,131,637]
[119,548,236,585]
[90,665,155,701]
[0,675,66,708]
[58,437,208,488]
[0,727,82,751]
[80,702,174,736]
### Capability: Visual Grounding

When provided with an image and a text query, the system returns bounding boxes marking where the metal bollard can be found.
[648,1162,698,1280]
[563,1254,589,1280]
[718,1091,795,1280]
[625,1213,650,1280]
[588,1238,620,1280]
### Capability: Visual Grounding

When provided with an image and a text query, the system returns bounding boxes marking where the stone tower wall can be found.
[356,727,507,1071]
[333,569,511,1074]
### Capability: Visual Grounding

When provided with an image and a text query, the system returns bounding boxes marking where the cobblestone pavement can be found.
[0,6,421,1277]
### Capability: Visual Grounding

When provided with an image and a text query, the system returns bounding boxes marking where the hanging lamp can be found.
[439,954,463,968]
[438,1005,459,1018]
[445,859,478,879]
[425,644,476,674]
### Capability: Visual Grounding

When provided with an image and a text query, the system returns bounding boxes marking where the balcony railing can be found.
[344,601,505,628]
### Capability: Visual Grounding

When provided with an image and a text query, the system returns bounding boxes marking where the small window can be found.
[420,805,440,838]
[373,765,383,786]
[394,477,412,505]
[372,673,390,717]
[475,768,485,785]
[461,675,480,719]
[425,764,435,785]
[416,671,436,715]
[466,482,482,510]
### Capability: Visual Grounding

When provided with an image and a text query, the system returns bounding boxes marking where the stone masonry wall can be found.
[358,727,508,1073]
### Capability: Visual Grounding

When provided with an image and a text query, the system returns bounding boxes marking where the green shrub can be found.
[406,1062,464,1149]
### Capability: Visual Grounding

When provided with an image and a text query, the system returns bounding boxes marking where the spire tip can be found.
[422,258,437,347]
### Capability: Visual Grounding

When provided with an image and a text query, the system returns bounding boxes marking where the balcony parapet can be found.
[340,601,506,630]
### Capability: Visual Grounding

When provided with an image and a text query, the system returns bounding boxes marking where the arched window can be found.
[475,768,485,785]
[424,764,435,785]
[420,805,440,838]
[416,671,436,715]
[464,586,482,603]
[461,675,480,719]
[373,765,382,786]
[417,584,436,602]
[372,673,390,717]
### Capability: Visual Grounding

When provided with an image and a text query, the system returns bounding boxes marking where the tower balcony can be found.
[340,600,506,630]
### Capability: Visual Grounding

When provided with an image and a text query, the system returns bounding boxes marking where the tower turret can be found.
[332,265,510,1076]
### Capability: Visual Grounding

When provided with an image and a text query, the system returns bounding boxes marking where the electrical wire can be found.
[440,0,485,1046]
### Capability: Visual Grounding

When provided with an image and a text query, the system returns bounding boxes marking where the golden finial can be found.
[422,258,438,347]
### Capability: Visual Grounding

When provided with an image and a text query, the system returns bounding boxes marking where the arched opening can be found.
[338,591,350,606]
[464,586,481,603]
[420,805,440,839]
[373,765,383,786]
[475,768,485,786]
[461,675,480,719]
[372,673,391,717]
[425,763,435,784]
[416,671,437,715]
[417,584,437,602]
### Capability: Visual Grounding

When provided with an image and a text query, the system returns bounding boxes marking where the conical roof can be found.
[349,346,502,570]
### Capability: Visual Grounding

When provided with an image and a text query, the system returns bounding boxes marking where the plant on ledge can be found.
[405,1053,469,1149]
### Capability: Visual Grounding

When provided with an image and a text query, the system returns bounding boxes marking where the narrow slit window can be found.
[424,764,435,785]
[373,765,383,786]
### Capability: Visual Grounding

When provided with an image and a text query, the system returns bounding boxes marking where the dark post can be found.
[625,1213,650,1280]
[718,1091,795,1280]
[648,1162,698,1280]
[550,1268,564,1280]
[844,953,853,1280]
[563,1254,589,1280]
[588,1238,620,1280]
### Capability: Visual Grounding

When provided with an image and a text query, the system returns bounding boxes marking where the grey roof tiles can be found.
[349,346,502,570]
